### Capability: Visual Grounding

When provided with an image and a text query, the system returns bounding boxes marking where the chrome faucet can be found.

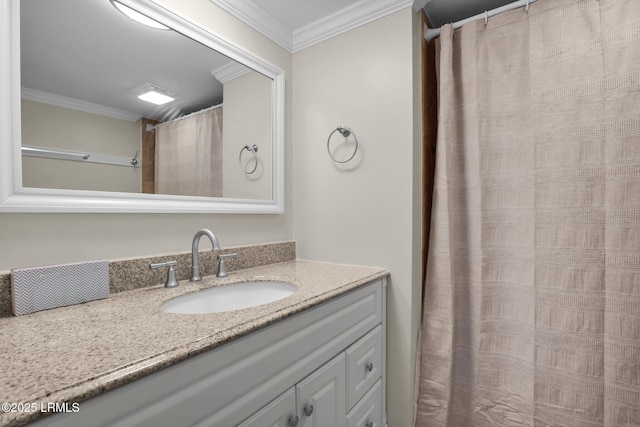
[190,229,221,282]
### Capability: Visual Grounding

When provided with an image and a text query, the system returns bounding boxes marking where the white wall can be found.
[292,9,423,427]
[0,0,293,270]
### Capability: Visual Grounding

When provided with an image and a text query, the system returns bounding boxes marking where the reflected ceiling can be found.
[20,0,237,122]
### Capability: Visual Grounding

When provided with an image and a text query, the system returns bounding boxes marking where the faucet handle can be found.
[217,253,238,278]
[149,261,179,288]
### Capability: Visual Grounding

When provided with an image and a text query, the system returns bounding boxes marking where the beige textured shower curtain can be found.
[416,0,640,426]
[155,107,223,197]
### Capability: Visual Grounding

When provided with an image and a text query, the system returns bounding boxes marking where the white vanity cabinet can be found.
[29,277,387,427]
[240,353,347,427]
[239,318,384,427]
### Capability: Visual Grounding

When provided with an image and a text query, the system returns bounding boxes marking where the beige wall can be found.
[222,71,273,200]
[21,99,142,193]
[292,8,422,427]
[0,0,294,270]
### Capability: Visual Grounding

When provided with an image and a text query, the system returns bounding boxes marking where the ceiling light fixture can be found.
[134,84,176,106]
[110,1,170,31]
[138,90,175,105]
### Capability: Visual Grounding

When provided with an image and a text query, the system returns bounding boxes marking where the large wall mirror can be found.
[0,0,285,213]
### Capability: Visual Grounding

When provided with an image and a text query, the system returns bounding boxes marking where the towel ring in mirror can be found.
[327,126,358,163]
[239,145,258,174]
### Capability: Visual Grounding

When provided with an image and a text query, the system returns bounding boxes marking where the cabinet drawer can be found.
[345,378,382,427]
[345,325,382,410]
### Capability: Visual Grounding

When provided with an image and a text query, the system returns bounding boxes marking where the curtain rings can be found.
[327,126,358,163]
[239,145,258,174]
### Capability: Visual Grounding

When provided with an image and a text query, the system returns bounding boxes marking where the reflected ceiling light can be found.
[134,84,176,105]
[138,90,174,105]
[110,1,170,30]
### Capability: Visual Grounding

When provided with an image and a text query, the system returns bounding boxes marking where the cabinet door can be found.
[238,387,297,427]
[296,353,346,427]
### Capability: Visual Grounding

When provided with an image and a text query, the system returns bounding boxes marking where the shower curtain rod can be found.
[146,103,222,132]
[22,145,140,168]
[424,0,539,43]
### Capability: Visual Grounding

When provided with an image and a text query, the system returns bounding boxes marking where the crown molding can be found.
[211,61,251,84]
[209,0,293,51]
[292,0,414,52]
[21,87,141,122]
[209,0,413,53]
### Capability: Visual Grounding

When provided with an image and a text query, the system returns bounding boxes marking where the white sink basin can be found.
[161,281,296,314]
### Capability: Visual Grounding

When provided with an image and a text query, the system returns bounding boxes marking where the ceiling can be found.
[21,0,241,122]
[423,0,521,27]
[211,0,521,52]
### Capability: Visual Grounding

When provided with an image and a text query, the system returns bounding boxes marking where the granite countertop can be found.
[0,260,388,427]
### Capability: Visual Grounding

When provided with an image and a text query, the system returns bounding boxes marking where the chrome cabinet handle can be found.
[288,415,299,427]
[366,362,374,372]
[303,404,314,417]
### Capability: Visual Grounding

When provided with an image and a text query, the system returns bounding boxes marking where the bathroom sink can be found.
[161,281,296,314]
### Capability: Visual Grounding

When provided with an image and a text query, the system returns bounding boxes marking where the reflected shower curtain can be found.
[155,107,223,197]
[416,0,640,426]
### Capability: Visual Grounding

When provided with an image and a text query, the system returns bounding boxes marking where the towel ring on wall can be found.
[239,145,258,174]
[327,126,358,163]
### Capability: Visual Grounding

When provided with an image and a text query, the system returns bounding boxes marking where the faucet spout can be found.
[190,229,221,282]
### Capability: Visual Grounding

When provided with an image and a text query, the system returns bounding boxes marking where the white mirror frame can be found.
[0,0,285,213]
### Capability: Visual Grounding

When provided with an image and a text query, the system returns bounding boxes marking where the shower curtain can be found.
[416,0,640,426]
[155,107,223,197]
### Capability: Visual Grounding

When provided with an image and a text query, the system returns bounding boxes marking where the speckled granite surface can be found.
[0,274,11,318]
[0,259,387,427]
[0,241,295,317]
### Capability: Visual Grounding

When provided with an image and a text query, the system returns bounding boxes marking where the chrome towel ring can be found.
[327,126,358,163]
[239,144,258,174]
